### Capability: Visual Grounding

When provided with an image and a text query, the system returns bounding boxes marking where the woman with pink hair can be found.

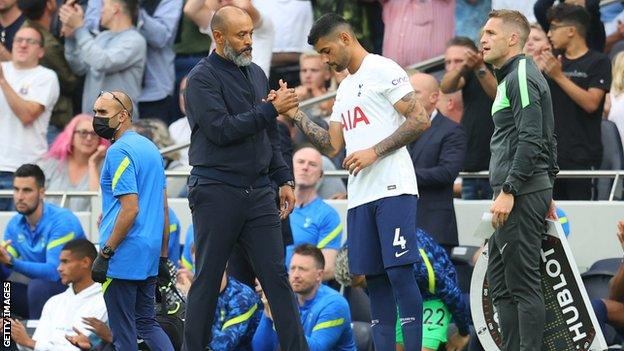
[39,114,109,211]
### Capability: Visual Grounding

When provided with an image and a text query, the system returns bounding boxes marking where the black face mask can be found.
[93,114,121,140]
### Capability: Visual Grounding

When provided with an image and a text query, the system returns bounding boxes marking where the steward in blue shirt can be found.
[90,91,173,351]
[0,164,85,319]
[182,6,307,351]
[253,244,356,351]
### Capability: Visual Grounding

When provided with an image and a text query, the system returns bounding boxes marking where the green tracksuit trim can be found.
[489,55,559,195]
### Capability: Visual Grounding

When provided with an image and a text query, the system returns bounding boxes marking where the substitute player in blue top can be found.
[283,13,431,351]
[1,163,85,319]
[253,244,355,351]
[90,90,173,351]
[287,146,343,280]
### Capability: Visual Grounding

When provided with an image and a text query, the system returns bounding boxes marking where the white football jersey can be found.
[330,54,419,209]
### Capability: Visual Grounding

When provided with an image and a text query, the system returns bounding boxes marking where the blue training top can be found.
[181,224,194,272]
[3,202,85,281]
[210,276,261,351]
[286,197,343,267]
[167,208,181,266]
[252,284,356,351]
[99,131,166,280]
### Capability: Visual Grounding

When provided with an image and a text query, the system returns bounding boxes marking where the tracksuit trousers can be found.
[182,182,308,351]
[487,188,552,351]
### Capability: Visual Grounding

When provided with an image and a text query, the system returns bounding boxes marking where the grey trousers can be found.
[487,188,552,351]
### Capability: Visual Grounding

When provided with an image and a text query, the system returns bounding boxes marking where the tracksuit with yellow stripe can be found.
[2,202,84,318]
[252,284,356,351]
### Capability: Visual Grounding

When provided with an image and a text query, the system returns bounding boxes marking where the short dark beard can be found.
[16,200,39,217]
[224,40,252,67]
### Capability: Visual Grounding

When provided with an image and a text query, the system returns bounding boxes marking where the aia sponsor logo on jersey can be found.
[341,106,370,131]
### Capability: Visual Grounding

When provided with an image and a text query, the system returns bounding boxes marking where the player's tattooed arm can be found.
[373,91,431,157]
[292,109,344,157]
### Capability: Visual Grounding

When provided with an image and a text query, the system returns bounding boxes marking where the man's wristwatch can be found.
[101,245,115,258]
[502,182,516,196]
[281,180,295,190]
[476,66,487,78]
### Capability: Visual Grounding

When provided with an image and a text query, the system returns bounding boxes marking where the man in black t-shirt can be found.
[536,4,611,200]
[0,0,25,60]
[440,36,497,200]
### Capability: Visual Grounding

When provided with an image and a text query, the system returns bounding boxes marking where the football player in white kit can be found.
[280,13,432,351]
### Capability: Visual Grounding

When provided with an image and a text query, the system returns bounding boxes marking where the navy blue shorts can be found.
[347,194,420,275]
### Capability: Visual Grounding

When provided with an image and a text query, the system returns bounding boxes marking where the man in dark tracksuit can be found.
[182,6,308,351]
[481,10,559,351]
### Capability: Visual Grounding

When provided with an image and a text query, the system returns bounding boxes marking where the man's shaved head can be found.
[211,5,249,33]
[111,90,133,117]
[410,73,439,96]
[211,5,253,66]
[410,73,439,114]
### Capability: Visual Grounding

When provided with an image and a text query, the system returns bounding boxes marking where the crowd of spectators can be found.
[6,0,624,350]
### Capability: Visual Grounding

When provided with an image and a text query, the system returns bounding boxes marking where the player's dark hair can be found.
[62,239,97,262]
[308,13,353,46]
[547,3,590,38]
[293,244,325,270]
[14,164,45,188]
[446,36,478,52]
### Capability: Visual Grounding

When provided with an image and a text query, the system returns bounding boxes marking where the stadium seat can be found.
[451,245,481,294]
[597,119,624,200]
[352,321,374,351]
[582,273,614,300]
[344,287,372,323]
[586,258,622,276]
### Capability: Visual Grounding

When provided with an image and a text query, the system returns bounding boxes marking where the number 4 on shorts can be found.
[393,228,407,250]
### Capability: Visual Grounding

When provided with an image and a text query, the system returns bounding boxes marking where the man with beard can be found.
[253,244,355,350]
[182,5,307,351]
[283,13,431,351]
[0,163,85,320]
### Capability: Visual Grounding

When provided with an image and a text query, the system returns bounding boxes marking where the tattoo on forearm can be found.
[293,109,334,154]
[373,92,430,157]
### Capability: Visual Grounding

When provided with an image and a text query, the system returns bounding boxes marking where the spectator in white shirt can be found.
[183,0,274,77]
[8,238,108,351]
[0,26,59,210]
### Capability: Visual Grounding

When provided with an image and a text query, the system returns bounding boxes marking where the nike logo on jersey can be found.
[395,250,409,258]
[400,317,416,326]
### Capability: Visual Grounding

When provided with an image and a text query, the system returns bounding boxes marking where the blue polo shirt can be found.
[286,198,343,267]
[252,284,356,351]
[181,225,194,272]
[3,202,85,281]
[167,208,181,266]
[99,131,166,280]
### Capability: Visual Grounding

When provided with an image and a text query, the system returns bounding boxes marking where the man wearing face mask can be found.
[183,5,308,351]
[1,163,85,320]
[90,90,174,351]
